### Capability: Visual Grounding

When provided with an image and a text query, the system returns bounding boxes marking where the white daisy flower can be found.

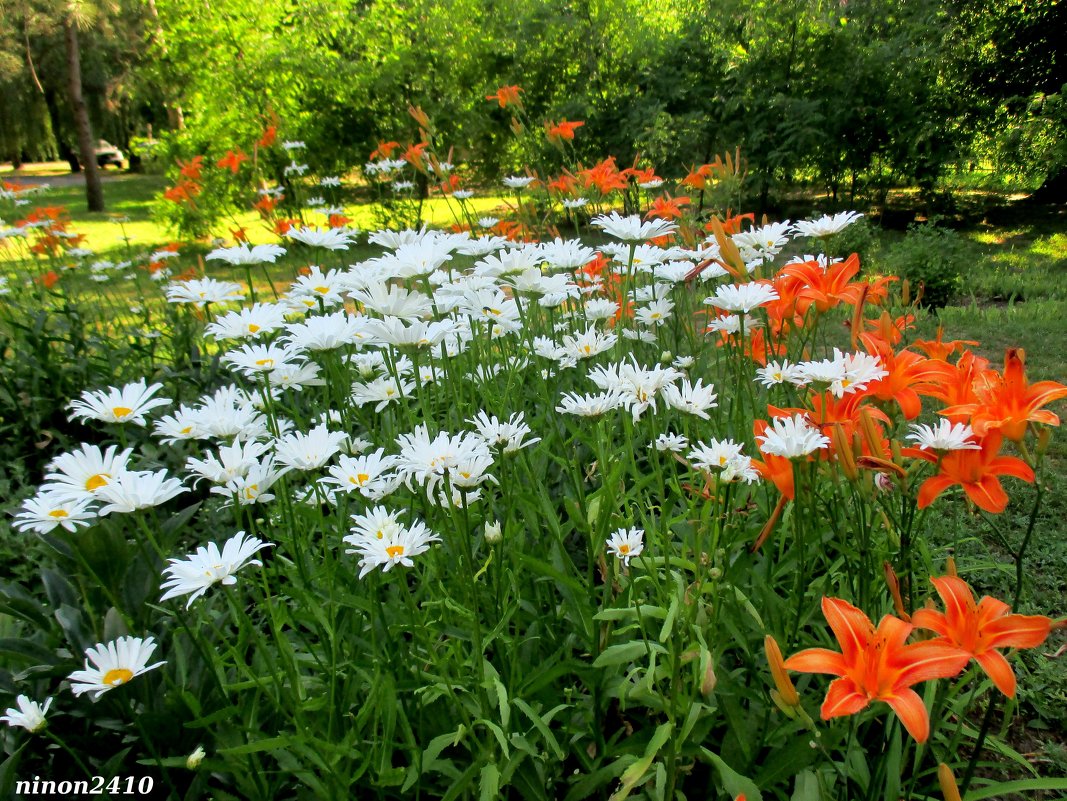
[68,636,165,697]
[274,425,348,471]
[755,360,805,388]
[206,303,290,340]
[606,527,644,566]
[206,243,286,265]
[704,282,780,313]
[94,470,187,515]
[661,378,718,419]
[503,176,536,189]
[68,380,171,426]
[757,415,831,458]
[165,278,244,307]
[792,211,863,238]
[592,212,677,242]
[12,491,97,534]
[652,432,689,453]
[906,421,982,452]
[321,449,400,499]
[285,226,356,251]
[344,509,441,578]
[160,531,272,607]
[1,695,53,733]
[42,444,134,501]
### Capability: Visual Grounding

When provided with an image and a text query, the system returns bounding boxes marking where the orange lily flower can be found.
[545,119,584,146]
[217,149,248,173]
[177,155,204,180]
[779,254,862,315]
[913,326,977,361]
[863,345,945,420]
[577,157,629,194]
[257,125,277,149]
[402,142,429,169]
[253,194,280,217]
[784,597,970,742]
[912,575,1052,697]
[163,180,200,204]
[681,163,715,190]
[370,140,400,160]
[485,85,523,109]
[940,348,1067,441]
[645,193,690,221]
[915,431,1034,514]
[752,420,796,499]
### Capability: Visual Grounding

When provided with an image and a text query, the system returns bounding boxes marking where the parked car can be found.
[95,140,125,169]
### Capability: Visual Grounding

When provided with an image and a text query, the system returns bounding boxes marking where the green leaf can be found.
[610,722,673,801]
[513,698,565,761]
[964,777,1067,800]
[701,748,763,801]
[593,640,663,668]
[479,764,500,801]
[218,736,290,755]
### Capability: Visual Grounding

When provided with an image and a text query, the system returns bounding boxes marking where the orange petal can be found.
[975,649,1016,697]
[982,612,1052,650]
[895,642,970,686]
[821,677,870,720]
[930,576,977,627]
[910,608,950,638]
[822,597,875,663]
[917,474,956,509]
[963,474,1008,514]
[884,687,931,742]
[784,648,847,677]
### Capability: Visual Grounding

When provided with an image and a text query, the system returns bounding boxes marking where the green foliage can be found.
[878,222,968,309]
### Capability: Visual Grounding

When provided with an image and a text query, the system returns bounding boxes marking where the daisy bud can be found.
[484,520,502,544]
[937,763,963,801]
[764,635,800,708]
[660,350,673,364]
[186,745,206,769]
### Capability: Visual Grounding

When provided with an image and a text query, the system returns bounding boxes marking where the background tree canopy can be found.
[2,0,1064,202]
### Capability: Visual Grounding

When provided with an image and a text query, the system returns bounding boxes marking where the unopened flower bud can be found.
[764,635,800,708]
[937,763,963,801]
[186,745,206,770]
[484,520,502,544]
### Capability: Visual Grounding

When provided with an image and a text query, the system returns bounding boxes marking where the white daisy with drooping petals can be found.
[285,226,356,251]
[756,415,831,458]
[160,531,272,607]
[94,470,187,515]
[68,380,171,426]
[206,243,287,265]
[592,212,677,242]
[344,509,441,578]
[274,425,348,471]
[792,211,863,239]
[907,420,982,452]
[68,636,165,697]
[704,282,779,313]
[165,278,245,307]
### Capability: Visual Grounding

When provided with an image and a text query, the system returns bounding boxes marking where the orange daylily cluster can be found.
[715,251,1066,517]
[773,579,1053,741]
[485,84,523,109]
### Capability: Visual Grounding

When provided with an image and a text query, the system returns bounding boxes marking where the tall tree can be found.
[64,6,104,211]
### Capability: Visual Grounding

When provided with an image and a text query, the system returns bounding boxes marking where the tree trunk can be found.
[64,21,104,212]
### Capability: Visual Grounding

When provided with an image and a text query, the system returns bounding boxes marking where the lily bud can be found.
[764,635,800,707]
[937,763,963,801]
[883,561,911,621]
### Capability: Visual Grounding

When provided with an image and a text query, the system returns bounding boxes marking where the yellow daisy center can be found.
[103,668,134,686]
[112,406,133,418]
[244,484,259,499]
[85,473,110,491]
[385,545,405,558]
[248,324,261,333]
[48,509,70,518]
[314,286,330,294]
[618,544,630,554]
[355,473,370,485]
[255,358,274,368]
